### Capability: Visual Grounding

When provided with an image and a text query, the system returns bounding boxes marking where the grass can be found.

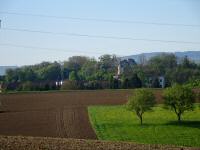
[88,104,200,147]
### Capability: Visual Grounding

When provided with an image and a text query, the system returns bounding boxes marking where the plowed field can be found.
[0,136,198,150]
[0,90,134,139]
[0,89,198,139]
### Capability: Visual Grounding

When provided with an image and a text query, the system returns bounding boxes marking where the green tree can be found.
[65,56,89,72]
[197,92,200,103]
[181,56,197,69]
[130,74,142,88]
[69,71,79,81]
[163,84,195,122]
[170,67,196,84]
[127,89,156,125]
[37,62,61,81]
[5,68,19,82]
[109,75,114,89]
[109,75,119,89]
[122,77,129,89]
[148,53,177,75]
[113,78,119,89]
[121,59,137,78]
[98,54,118,73]
[80,59,97,80]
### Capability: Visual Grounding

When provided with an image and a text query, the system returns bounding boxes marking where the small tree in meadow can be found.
[163,84,195,123]
[127,89,156,125]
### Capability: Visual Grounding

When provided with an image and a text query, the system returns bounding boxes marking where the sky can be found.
[0,0,200,66]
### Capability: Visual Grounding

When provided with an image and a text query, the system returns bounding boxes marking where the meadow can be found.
[88,104,200,147]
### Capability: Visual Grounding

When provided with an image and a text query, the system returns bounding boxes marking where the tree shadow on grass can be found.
[101,122,159,128]
[165,121,200,129]
[101,121,200,129]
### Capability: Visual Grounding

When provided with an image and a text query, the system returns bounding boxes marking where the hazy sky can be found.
[0,0,200,66]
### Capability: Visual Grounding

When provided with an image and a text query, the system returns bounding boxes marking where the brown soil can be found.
[0,136,198,150]
[0,89,199,140]
[0,90,134,139]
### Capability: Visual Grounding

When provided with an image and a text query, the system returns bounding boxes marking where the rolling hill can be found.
[122,51,200,63]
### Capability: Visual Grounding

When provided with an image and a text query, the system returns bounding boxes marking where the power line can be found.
[0,43,105,55]
[1,27,200,45]
[0,11,200,28]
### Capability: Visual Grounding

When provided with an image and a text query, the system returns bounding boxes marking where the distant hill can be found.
[0,66,17,76]
[122,51,200,63]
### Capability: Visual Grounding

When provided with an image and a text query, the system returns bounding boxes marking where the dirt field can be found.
[0,90,133,139]
[0,89,198,139]
[0,136,198,150]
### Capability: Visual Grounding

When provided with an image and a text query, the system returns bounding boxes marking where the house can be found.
[158,76,165,88]
[115,58,166,88]
[147,76,165,88]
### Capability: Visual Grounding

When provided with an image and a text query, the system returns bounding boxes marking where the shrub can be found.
[61,80,79,90]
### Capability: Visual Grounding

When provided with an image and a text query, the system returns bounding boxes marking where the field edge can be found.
[0,135,198,150]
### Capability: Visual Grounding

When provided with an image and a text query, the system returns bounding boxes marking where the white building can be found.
[158,76,165,88]
[148,76,165,88]
[56,81,63,86]
[117,63,124,76]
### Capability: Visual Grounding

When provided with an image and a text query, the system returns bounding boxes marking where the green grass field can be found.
[88,104,200,147]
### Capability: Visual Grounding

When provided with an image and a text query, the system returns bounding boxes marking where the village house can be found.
[114,58,165,88]
[158,76,165,88]
[148,76,165,88]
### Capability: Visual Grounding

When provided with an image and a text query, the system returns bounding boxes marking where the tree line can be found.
[0,53,200,91]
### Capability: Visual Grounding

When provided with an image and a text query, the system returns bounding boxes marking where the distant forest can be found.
[0,53,200,91]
